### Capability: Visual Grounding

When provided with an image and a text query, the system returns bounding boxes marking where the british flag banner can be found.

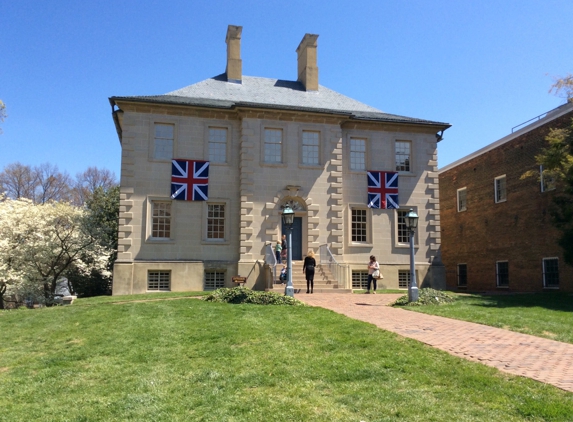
[367,171,399,209]
[171,159,209,201]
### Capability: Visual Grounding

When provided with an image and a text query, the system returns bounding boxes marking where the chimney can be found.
[296,33,319,91]
[225,25,242,83]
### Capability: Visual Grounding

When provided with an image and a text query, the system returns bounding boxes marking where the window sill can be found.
[395,244,419,249]
[496,285,509,289]
[458,208,467,213]
[201,240,230,246]
[298,164,323,170]
[146,238,175,244]
[398,171,416,177]
[348,242,373,248]
[260,162,288,168]
[495,199,507,204]
[543,286,560,290]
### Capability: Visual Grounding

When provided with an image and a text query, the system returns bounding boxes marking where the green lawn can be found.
[406,291,573,344]
[1,295,573,421]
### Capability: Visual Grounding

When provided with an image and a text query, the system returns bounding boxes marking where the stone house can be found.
[439,102,573,292]
[109,25,450,295]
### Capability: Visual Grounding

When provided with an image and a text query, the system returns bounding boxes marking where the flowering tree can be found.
[0,196,111,307]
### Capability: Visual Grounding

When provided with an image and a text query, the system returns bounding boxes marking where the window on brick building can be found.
[494,175,507,203]
[540,165,556,192]
[351,208,368,242]
[205,271,225,290]
[398,270,410,289]
[206,203,225,240]
[542,258,559,288]
[395,141,411,172]
[352,271,369,289]
[350,138,366,171]
[208,127,228,163]
[457,188,467,212]
[264,128,283,163]
[147,271,171,291]
[496,261,509,287]
[150,201,172,239]
[457,264,467,287]
[302,130,320,165]
[153,123,174,160]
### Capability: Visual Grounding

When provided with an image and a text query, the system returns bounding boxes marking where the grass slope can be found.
[1,296,573,421]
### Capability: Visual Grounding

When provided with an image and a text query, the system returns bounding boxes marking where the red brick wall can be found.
[439,110,573,292]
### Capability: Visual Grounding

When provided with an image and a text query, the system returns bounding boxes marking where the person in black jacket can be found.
[303,250,316,294]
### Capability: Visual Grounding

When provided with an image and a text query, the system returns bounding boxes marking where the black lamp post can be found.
[281,205,295,297]
[405,208,419,302]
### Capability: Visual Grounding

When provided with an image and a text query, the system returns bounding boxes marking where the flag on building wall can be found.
[171,159,209,201]
[367,171,399,209]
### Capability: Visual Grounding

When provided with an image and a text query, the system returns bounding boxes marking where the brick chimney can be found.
[296,33,319,91]
[225,25,242,84]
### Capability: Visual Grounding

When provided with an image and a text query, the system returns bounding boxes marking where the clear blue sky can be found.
[2,1,572,177]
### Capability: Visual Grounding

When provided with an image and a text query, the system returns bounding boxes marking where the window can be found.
[302,131,320,165]
[540,165,556,192]
[495,175,507,203]
[457,188,467,212]
[148,271,170,291]
[350,138,366,171]
[208,127,227,163]
[154,124,174,160]
[398,270,410,289]
[205,271,225,290]
[264,128,282,163]
[397,209,410,244]
[395,141,411,172]
[496,261,509,287]
[352,271,369,289]
[543,258,559,288]
[151,201,171,239]
[351,208,367,242]
[207,203,225,240]
[457,264,467,287]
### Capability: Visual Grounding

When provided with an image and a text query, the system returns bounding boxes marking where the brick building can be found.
[109,25,450,295]
[439,102,573,292]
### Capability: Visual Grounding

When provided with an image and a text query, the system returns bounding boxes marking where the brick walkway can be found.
[297,293,573,393]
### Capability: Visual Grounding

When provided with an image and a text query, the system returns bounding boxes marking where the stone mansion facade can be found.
[110,25,450,295]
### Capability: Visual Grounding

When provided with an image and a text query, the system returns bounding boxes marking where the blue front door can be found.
[283,217,303,260]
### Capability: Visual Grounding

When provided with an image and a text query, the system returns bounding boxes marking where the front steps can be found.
[270,261,352,294]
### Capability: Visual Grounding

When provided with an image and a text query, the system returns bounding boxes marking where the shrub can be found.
[392,288,456,307]
[203,287,305,306]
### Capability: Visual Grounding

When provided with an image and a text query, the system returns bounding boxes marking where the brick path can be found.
[297,293,573,393]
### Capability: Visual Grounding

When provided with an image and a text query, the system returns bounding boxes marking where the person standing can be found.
[303,250,316,294]
[367,255,380,294]
[275,240,282,264]
[281,234,288,261]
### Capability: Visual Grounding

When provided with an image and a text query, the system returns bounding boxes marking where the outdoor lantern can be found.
[282,205,294,228]
[404,208,419,230]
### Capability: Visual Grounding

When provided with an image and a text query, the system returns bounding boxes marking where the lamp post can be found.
[281,205,295,298]
[405,208,419,302]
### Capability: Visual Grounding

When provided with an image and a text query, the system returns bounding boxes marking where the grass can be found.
[405,291,573,344]
[1,294,573,421]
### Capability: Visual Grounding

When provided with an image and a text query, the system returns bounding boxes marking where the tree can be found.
[0,162,73,203]
[550,74,573,103]
[0,196,111,306]
[0,100,6,134]
[73,167,117,205]
[0,162,38,200]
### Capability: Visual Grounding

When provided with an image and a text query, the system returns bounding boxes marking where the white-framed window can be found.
[264,128,283,163]
[398,270,410,289]
[395,141,411,172]
[352,271,369,289]
[153,123,174,160]
[457,264,467,287]
[543,258,559,288]
[457,188,467,212]
[396,209,417,246]
[350,138,366,171]
[147,271,171,291]
[208,127,228,163]
[351,208,368,243]
[496,261,509,287]
[495,175,507,203]
[151,201,172,239]
[205,271,225,290]
[207,203,225,240]
[540,165,556,192]
[301,130,320,165]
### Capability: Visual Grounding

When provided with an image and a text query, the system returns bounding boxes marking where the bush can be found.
[392,288,456,307]
[203,287,305,306]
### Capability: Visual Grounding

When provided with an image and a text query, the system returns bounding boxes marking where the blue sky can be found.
[2,1,572,177]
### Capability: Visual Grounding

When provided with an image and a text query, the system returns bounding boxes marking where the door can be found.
[283,217,303,260]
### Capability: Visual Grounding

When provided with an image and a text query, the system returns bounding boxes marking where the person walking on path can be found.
[275,240,282,264]
[281,234,287,261]
[367,255,379,294]
[303,250,316,294]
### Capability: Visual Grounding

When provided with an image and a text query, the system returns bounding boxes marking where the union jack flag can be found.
[367,171,399,209]
[171,159,209,201]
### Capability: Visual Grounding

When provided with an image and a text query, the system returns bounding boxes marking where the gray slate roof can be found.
[111,74,449,127]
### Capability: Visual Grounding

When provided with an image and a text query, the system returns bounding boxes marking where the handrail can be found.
[264,243,277,289]
[319,244,348,289]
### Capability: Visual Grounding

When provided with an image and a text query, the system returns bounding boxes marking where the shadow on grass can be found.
[462,291,573,312]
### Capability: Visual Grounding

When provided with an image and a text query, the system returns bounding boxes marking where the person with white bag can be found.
[367,255,380,294]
